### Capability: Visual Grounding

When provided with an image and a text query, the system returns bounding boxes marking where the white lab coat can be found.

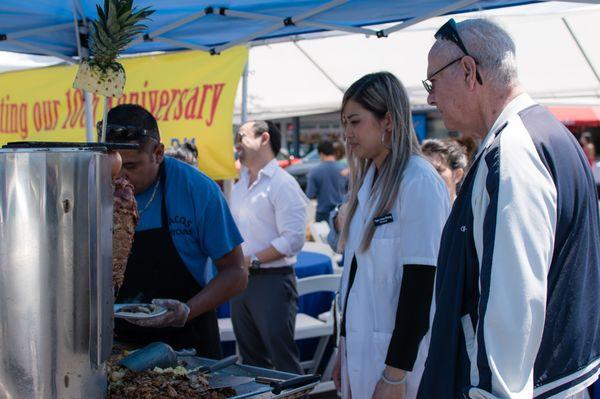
[339,156,450,399]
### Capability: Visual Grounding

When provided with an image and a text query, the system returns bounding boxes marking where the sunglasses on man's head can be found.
[96,121,155,142]
[422,18,483,94]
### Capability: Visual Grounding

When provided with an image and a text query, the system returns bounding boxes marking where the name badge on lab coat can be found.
[373,213,393,226]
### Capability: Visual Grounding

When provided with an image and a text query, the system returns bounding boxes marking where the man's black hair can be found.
[107,104,160,140]
[317,140,335,156]
[105,104,160,152]
[251,120,281,157]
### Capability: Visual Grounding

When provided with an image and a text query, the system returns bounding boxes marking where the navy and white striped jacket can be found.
[418,94,600,398]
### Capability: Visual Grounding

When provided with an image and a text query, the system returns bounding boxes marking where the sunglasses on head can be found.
[422,18,483,94]
[96,121,156,142]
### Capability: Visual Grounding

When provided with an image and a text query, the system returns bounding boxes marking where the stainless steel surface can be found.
[179,357,318,398]
[0,147,114,399]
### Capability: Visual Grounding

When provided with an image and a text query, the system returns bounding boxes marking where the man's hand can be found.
[126,299,190,328]
[372,366,406,399]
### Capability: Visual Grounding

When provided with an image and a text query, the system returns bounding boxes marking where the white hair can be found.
[436,18,519,88]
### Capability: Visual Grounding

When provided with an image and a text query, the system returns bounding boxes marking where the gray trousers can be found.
[231,271,302,374]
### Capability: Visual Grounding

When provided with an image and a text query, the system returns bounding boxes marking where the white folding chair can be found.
[217,315,241,357]
[217,273,342,375]
[310,221,331,244]
[217,317,236,342]
[295,274,341,375]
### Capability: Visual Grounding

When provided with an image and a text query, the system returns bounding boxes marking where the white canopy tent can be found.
[232,1,600,122]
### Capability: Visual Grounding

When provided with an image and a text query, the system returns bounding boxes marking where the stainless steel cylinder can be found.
[0,147,114,399]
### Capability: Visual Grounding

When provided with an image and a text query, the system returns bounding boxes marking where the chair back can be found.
[297,274,341,297]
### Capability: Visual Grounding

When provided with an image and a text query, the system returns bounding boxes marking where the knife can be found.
[190,355,238,374]
[206,372,321,393]
[271,374,321,394]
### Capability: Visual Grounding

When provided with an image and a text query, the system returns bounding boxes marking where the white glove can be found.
[126,298,190,328]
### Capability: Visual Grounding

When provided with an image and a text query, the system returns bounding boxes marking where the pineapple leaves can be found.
[107,1,120,37]
[89,0,154,67]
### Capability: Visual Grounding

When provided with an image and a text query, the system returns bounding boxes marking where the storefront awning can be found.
[548,106,600,127]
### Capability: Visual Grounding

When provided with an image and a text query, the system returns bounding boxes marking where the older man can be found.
[418,19,600,398]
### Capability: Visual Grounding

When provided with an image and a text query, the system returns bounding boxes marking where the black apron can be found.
[114,164,222,359]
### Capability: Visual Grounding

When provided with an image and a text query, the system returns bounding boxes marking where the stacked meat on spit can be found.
[112,175,138,290]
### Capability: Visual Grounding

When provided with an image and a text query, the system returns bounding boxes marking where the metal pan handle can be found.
[195,355,238,373]
[174,348,196,356]
[208,355,238,372]
[271,374,321,394]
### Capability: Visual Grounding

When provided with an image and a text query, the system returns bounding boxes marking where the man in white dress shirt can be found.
[230,120,308,373]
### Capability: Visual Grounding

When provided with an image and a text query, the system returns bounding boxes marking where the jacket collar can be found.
[477,93,536,157]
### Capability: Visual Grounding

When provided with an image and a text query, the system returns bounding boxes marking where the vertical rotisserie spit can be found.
[112,176,138,290]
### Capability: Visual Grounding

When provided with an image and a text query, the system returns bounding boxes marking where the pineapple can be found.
[73,0,153,97]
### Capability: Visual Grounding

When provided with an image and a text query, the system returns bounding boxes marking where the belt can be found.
[249,266,294,275]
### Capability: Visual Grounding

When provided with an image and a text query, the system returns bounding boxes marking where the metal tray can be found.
[2,141,139,151]
[180,356,319,399]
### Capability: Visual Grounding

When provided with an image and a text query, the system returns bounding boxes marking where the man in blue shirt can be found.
[306,140,347,222]
[106,104,246,359]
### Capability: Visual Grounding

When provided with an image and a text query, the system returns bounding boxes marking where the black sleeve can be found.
[385,264,436,371]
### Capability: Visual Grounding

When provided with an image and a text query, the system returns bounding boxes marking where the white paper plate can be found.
[114,303,167,320]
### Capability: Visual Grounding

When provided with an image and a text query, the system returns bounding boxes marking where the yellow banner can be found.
[0,47,248,179]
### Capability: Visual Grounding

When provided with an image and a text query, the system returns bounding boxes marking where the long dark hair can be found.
[339,72,421,251]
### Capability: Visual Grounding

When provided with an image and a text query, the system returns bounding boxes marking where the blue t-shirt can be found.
[306,161,347,214]
[134,156,243,286]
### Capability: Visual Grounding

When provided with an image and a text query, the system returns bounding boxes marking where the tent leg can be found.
[223,180,233,203]
[223,55,248,201]
[84,91,94,142]
[241,60,249,124]
[293,116,300,157]
[562,18,600,86]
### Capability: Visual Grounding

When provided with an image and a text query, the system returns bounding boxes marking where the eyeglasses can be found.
[422,18,483,94]
[97,121,156,142]
[422,57,462,93]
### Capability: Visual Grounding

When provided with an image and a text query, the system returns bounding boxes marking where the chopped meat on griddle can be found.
[108,350,235,399]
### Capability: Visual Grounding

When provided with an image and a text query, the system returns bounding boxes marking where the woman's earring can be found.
[380,131,392,149]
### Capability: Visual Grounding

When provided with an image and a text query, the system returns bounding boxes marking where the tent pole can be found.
[151,37,211,52]
[84,92,95,142]
[5,41,74,63]
[293,41,344,94]
[562,17,600,86]
[127,9,211,50]
[6,23,73,40]
[241,59,249,124]
[381,0,479,36]
[71,0,94,142]
[293,116,300,157]
[214,0,348,54]
[223,54,249,202]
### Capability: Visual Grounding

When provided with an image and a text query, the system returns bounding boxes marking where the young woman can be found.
[332,72,450,399]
